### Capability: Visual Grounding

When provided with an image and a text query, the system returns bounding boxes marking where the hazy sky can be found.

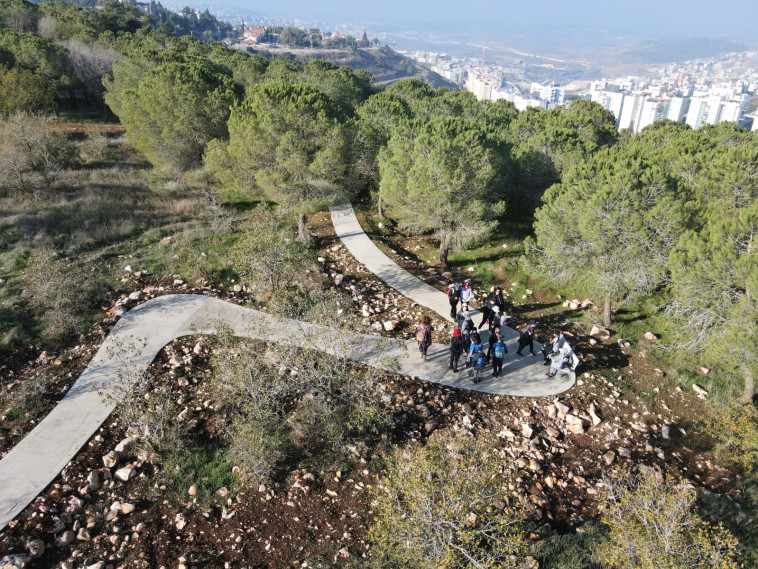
[230,0,757,40]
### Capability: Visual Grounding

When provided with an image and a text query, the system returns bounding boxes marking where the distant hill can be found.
[252,45,460,90]
[621,38,745,64]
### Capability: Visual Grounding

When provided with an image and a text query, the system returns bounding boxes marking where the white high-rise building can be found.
[618,93,646,132]
[664,97,689,122]
[591,90,626,127]
[637,99,666,132]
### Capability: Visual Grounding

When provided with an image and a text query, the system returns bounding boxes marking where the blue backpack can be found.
[475,352,487,368]
[493,342,506,359]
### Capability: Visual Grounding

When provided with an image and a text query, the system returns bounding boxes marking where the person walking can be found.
[416,315,433,361]
[479,287,496,329]
[460,280,474,305]
[447,283,461,319]
[449,328,464,372]
[466,334,482,373]
[492,286,506,313]
[491,331,507,378]
[458,306,473,353]
[471,348,487,384]
[516,319,537,356]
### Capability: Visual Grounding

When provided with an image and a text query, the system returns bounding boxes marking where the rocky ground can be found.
[0,217,741,569]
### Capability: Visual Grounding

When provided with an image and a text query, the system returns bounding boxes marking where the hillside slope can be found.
[253,45,460,90]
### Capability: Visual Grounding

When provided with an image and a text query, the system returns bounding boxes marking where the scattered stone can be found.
[76,527,91,541]
[188,485,198,496]
[168,355,183,367]
[55,531,75,547]
[123,265,132,273]
[618,447,632,459]
[588,403,602,426]
[699,366,710,375]
[120,502,136,514]
[654,368,665,378]
[0,554,30,569]
[114,437,136,457]
[193,342,206,355]
[114,464,137,482]
[175,513,186,530]
[692,384,708,399]
[334,274,344,286]
[383,321,396,332]
[662,426,672,439]
[602,451,616,465]
[565,414,586,434]
[371,321,384,332]
[521,424,534,439]
[525,289,533,295]
[102,451,119,468]
[643,331,658,341]
[589,326,611,341]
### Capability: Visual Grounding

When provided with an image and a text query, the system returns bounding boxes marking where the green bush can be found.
[711,403,758,474]
[368,431,527,569]
[594,466,740,569]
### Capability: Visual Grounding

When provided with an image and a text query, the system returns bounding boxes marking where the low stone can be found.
[188,485,198,496]
[76,527,90,541]
[85,561,105,569]
[525,289,533,295]
[26,539,45,559]
[371,321,384,332]
[643,331,658,341]
[120,502,136,515]
[589,326,611,341]
[589,403,602,427]
[521,424,534,439]
[692,384,708,399]
[175,513,186,530]
[55,531,75,547]
[114,437,136,457]
[618,447,632,459]
[424,420,438,433]
[383,321,396,332]
[0,554,30,569]
[123,265,132,273]
[554,400,570,417]
[168,355,183,367]
[589,338,597,346]
[565,414,585,434]
[654,368,665,378]
[662,425,672,439]
[602,451,616,465]
[334,274,344,286]
[699,366,710,376]
[87,470,101,491]
[545,426,560,438]
[114,465,136,482]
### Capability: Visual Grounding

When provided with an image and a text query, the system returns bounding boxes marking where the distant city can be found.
[172,1,758,134]
[403,49,758,132]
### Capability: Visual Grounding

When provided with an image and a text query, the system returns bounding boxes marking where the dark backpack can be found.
[475,351,487,368]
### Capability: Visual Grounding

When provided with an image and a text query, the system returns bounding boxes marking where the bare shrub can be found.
[368,430,528,568]
[594,466,740,569]
[0,113,78,198]
[210,320,390,483]
[22,247,101,344]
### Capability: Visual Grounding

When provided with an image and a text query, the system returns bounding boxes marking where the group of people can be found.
[415,280,580,383]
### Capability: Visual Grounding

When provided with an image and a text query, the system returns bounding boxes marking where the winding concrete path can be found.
[0,203,573,532]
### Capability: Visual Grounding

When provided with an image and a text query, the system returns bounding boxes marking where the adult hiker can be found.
[491,331,507,378]
[491,286,506,313]
[466,333,483,372]
[542,329,565,366]
[416,315,433,361]
[516,319,537,356]
[449,328,464,372]
[460,280,474,305]
[490,305,507,335]
[458,306,473,352]
[547,341,580,377]
[479,287,497,329]
[447,282,462,319]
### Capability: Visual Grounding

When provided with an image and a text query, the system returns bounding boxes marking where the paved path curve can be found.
[0,204,574,532]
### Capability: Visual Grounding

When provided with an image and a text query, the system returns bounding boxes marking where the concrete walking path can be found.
[0,203,574,532]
